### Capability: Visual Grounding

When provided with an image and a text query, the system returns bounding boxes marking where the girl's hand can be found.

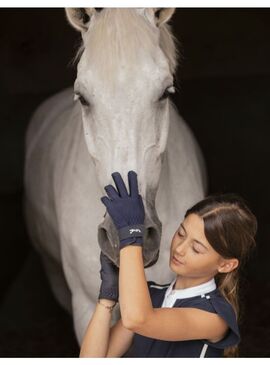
[98,251,119,302]
[100,170,145,250]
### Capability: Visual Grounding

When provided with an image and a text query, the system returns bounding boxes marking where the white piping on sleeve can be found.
[200,344,208,358]
[149,284,170,289]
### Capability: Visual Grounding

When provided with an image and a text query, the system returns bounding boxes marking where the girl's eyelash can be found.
[177,232,200,254]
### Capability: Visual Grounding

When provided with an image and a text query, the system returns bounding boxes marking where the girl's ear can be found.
[65,8,97,32]
[153,8,176,27]
[218,258,239,273]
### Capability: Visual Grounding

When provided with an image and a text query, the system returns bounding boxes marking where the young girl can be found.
[79,170,257,358]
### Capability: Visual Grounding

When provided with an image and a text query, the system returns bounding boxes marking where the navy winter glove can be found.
[100,170,145,250]
[98,251,119,302]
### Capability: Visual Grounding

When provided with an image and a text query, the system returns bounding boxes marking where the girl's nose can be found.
[175,240,187,256]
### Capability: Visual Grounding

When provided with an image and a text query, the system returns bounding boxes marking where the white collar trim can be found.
[164,277,217,300]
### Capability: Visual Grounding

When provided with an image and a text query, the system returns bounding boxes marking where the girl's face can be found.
[169,213,225,279]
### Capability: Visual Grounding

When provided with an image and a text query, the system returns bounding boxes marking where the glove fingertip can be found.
[100,196,109,206]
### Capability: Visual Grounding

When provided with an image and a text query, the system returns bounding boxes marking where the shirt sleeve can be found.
[146,280,156,292]
[146,280,158,303]
[201,294,241,349]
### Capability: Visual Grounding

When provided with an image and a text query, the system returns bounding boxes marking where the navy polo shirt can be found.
[127,277,240,358]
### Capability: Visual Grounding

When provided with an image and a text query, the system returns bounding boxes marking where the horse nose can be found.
[97,212,161,268]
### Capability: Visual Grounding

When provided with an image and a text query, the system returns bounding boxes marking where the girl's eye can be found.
[177,232,200,253]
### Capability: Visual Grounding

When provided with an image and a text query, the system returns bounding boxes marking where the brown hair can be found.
[184,193,257,357]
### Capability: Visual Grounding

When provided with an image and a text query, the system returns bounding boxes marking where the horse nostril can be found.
[145,226,158,243]
[145,249,159,268]
[98,226,106,242]
[98,215,162,269]
[97,225,118,265]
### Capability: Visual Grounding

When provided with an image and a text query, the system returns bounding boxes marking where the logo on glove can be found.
[129,228,142,234]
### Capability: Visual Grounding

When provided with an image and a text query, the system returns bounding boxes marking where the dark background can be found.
[0,8,269,357]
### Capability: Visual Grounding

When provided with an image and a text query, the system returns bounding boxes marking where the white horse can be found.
[23,8,207,345]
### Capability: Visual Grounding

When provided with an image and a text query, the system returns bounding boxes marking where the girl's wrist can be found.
[99,298,117,306]
[98,298,117,313]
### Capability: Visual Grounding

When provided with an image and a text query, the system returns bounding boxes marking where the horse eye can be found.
[74,92,89,107]
[159,85,176,101]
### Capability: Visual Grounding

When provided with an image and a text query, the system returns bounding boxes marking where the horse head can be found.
[65,8,178,268]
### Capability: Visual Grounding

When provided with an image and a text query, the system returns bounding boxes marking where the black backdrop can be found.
[0,8,269,357]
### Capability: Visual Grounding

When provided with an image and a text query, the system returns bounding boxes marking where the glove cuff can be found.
[118,224,145,241]
[98,287,119,302]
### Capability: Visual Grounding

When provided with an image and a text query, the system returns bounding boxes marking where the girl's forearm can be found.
[119,245,153,327]
[79,298,115,357]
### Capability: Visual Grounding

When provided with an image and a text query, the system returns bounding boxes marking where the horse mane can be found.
[69,8,181,86]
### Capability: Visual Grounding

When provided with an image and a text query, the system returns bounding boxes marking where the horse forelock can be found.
[71,8,179,88]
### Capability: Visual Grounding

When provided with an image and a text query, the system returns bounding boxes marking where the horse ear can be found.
[153,8,176,27]
[65,8,96,32]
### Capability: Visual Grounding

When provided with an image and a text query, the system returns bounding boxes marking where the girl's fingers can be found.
[111,172,129,197]
[100,196,112,208]
[100,251,110,264]
[104,184,120,200]
[128,170,139,197]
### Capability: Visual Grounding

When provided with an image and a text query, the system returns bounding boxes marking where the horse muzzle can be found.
[97,208,161,268]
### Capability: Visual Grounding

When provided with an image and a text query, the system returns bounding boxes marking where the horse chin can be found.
[97,214,161,268]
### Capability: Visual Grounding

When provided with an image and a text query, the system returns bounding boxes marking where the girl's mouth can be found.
[172,255,185,265]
